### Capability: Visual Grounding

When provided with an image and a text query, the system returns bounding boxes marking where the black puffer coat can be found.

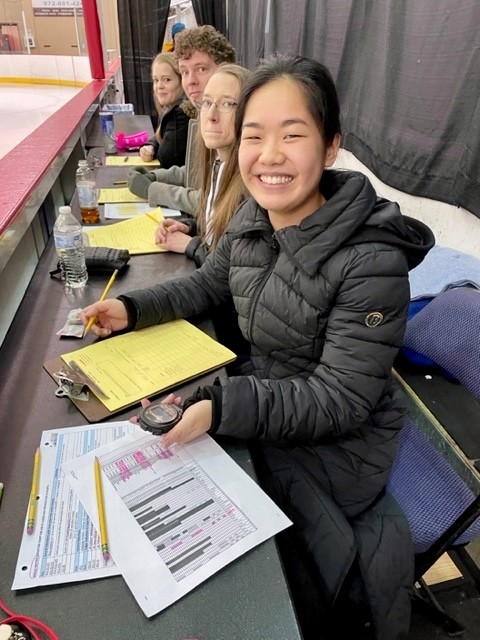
[121,169,435,638]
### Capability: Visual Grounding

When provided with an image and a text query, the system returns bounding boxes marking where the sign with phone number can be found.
[32,0,83,17]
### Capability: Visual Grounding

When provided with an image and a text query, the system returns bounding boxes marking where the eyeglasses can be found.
[196,99,238,113]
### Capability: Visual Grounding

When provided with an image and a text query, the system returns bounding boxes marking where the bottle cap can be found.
[78,159,88,166]
[59,206,72,215]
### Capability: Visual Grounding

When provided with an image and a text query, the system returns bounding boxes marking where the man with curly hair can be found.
[128,26,235,216]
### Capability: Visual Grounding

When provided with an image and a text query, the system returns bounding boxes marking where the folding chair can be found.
[388,287,480,636]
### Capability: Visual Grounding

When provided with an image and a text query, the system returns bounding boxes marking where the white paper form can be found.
[64,430,292,617]
[12,422,136,590]
[104,203,181,220]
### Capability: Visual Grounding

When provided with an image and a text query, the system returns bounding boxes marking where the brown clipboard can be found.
[43,352,236,423]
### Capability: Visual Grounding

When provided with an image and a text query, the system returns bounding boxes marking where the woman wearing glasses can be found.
[154,63,251,266]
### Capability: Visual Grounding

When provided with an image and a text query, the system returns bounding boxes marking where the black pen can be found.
[113,180,128,185]
[0,482,4,509]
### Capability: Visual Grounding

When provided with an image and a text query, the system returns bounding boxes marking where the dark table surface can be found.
[0,239,302,639]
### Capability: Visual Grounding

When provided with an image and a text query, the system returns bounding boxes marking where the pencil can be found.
[146,212,158,224]
[27,448,41,535]
[94,457,110,562]
[113,180,128,185]
[85,268,119,334]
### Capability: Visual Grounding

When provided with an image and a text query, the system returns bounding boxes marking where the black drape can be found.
[191,0,226,35]
[117,0,170,122]
[228,0,480,219]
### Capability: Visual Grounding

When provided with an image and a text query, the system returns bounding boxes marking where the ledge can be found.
[0,59,121,272]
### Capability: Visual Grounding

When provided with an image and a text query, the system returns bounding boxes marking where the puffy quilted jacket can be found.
[121,169,435,638]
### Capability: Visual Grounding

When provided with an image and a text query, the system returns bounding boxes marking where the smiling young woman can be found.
[82,54,435,640]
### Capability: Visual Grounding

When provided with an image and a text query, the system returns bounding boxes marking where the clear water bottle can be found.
[53,205,88,288]
[76,159,100,224]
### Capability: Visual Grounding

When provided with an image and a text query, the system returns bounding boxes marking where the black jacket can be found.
[143,98,194,169]
[120,170,435,638]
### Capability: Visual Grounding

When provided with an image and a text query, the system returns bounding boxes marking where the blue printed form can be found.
[12,422,136,589]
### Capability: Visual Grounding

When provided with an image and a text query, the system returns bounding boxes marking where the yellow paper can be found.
[97,187,147,203]
[61,321,236,412]
[84,210,164,254]
[104,156,160,167]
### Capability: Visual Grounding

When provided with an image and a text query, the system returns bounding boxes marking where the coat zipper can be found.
[247,233,279,342]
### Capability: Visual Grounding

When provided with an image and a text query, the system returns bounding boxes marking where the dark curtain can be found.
[191,0,226,35]
[117,0,170,123]
[226,0,268,69]
[228,0,480,219]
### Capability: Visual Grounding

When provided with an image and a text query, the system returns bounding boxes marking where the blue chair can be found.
[388,287,480,636]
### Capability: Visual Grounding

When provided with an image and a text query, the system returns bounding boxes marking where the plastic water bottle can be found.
[76,160,99,224]
[53,206,88,288]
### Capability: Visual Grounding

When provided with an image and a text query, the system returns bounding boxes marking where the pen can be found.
[27,448,41,534]
[94,457,110,562]
[0,482,4,509]
[85,268,119,334]
[113,180,128,185]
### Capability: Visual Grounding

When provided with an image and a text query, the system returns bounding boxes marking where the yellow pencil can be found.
[94,457,110,562]
[145,212,158,224]
[85,268,119,334]
[27,448,41,535]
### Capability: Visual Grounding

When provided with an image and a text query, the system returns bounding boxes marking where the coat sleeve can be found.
[119,231,233,329]
[216,244,410,442]
[157,107,190,169]
[147,168,200,214]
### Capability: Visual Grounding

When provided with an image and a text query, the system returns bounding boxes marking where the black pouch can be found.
[50,247,130,278]
[84,247,130,273]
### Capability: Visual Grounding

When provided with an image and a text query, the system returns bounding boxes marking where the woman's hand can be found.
[162,400,212,448]
[139,144,155,162]
[155,219,189,245]
[81,299,129,337]
[158,231,192,254]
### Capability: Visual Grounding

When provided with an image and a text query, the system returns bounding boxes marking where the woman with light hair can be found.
[139,53,195,168]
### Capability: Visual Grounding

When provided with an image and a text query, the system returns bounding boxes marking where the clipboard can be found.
[43,321,237,423]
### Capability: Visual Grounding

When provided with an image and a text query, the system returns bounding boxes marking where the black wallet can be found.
[84,247,130,273]
[50,247,130,278]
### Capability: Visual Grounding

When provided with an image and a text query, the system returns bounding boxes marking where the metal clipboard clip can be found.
[53,359,110,401]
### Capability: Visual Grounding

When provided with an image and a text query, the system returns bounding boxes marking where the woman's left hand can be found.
[158,230,192,254]
[162,400,212,448]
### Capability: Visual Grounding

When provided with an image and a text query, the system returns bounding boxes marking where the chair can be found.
[387,287,480,636]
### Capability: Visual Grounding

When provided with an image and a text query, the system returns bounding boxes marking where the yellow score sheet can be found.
[97,187,147,204]
[61,320,236,412]
[104,156,160,167]
[84,211,164,254]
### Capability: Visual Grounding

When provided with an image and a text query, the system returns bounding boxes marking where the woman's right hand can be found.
[139,145,155,162]
[81,299,129,337]
[155,218,190,245]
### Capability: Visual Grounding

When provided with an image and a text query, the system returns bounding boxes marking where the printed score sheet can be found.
[64,428,292,617]
[12,422,136,590]
[84,211,164,254]
[104,203,181,220]
[61,320,237,412]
